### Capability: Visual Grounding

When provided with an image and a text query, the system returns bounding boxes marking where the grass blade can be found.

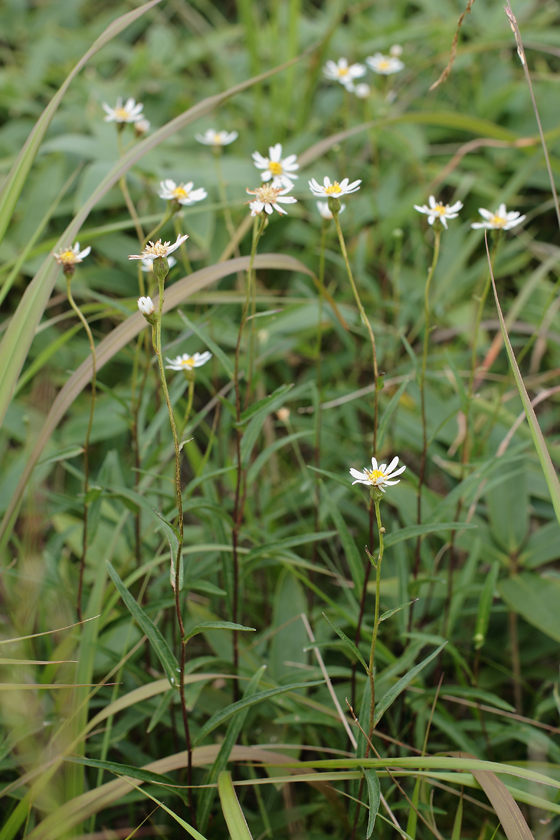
[218,771,254,840]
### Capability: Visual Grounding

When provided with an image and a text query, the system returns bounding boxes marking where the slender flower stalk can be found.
[414,227,441,579]
[132,243,196,827]
[53,245,94,621]
[367,495,385,738]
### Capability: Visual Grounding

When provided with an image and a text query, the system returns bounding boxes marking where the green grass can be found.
[2,0,560,838]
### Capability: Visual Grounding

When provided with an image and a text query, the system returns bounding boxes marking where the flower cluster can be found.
[323,47,405,98]
[414,196,526,232]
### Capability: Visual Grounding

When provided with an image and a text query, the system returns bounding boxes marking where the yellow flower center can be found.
[490,214,506,227]
[269,161,283,175]
[433,204,447,216]
[213,133,223,143]
[59,250,76,262]
[339,66,349,76]
[181,357,195,368]
[324,182,342,195]
[378,60,390,69]
[172,186,189,199]
[143,240,170,258]
[114,107,131,121]
[366,469,386,484]
[253,184,282,203]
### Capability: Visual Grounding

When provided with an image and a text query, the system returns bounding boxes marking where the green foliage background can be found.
[1,0,560,837]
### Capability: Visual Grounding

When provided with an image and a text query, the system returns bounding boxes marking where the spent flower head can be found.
[353,82,371,99]
[53,243,91,275]
[414,195,463,229]
[165,351,212,371]
[129,234,188,261]
[323,58,367,86]
[246,184,297,216]
[317,201,345,221]
[158,179,207,206]
[471,203,526,231]
[102,97,144,124]
[252,143,299,188]
[134,118,150,137]
[390,44,403,57]
[195,129,238,147]
[137,296,156,323]
[366,53,404,75]
[350,456,406,493]
[308,176,361,198]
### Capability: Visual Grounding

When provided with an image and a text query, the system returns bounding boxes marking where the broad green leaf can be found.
[106,562,180,689]
[218,771,254,840]
[177,311,234,379]
[499,572,560,643]
[322,613,368,672]
[324,492,364,591]
[374,642,447,726]
[269,568,307,682]
[183,622,255,644]
[193,680,323,746]
[361,768,380,839]
[486,458,528,553]
[489,251,560,527]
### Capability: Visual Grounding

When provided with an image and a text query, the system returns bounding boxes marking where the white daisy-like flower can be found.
[158,179,207,206]
[350,456,406,492]
[308,176,362,198]
[471,203,526,231]
[390,44,403,57]
[414,195,463,229]
[134,118,151,136]
[246,184,297,216]
[195,129,238,147]
[141,255,177,272]
[137,296,155,316]
[102,97,144,124]
[317,201,346,221]
[252,143,299,188]
[165,351,212,371]
[128,235,188,261]
[323,58,367,86]
[53,243,91,269]
[366,53,404,75]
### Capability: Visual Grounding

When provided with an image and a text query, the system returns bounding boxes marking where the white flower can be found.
[102,97,144,124]
[317,201,345,220]
[308,176,362,198]
[246,184,297,216]
[141,255,177,272]
[137,296,155,316]
[323,58,367,86]
[353,83,371,99]
[252,143,299,188]
[414,195,463,229]
[53,243,91,268]
[366,53,404,75]
[471,203,526,231]
[195,129,238,146]
[135,118,150,136]
[165,351,212,371]
[350,456,406,492]
[390,44,403,57]
[158,179,207,206]
[128,235,189,261]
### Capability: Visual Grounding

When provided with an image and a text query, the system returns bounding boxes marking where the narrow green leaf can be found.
[193,680,323,746]
[152,510,183,591]
[177,311,234,379]
[384,521,477,548]
[379,600,418,624]
[237,384,293,426]
[125,780,209,840]
[183,621,255,644]
[64,757,177,789]
[488,238,560,527]
[361,768,380,839]
[307,465,352,489]
[240,383,299,465]
[106,561,180,689]
[218,771,254,840]
[324,493,364,591]
[451,794,463,840]
[374,642,446,726]
[473,561,499,650]
[322,613,368,672]
[468,764,534,840]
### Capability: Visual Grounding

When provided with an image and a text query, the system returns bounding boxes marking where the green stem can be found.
[117,129,145,295]
[244,216,266,406]
[180,378,195,438]
[414,227,441,580]
[333,213,379,455]
[174,215,192,274]
[213,149,239,253]
[66,274,97,623]
[367,497,385,745]
[151,275,196,827]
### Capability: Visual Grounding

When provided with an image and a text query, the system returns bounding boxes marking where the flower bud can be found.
[138,296,156,324]
[327,195,342,216]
